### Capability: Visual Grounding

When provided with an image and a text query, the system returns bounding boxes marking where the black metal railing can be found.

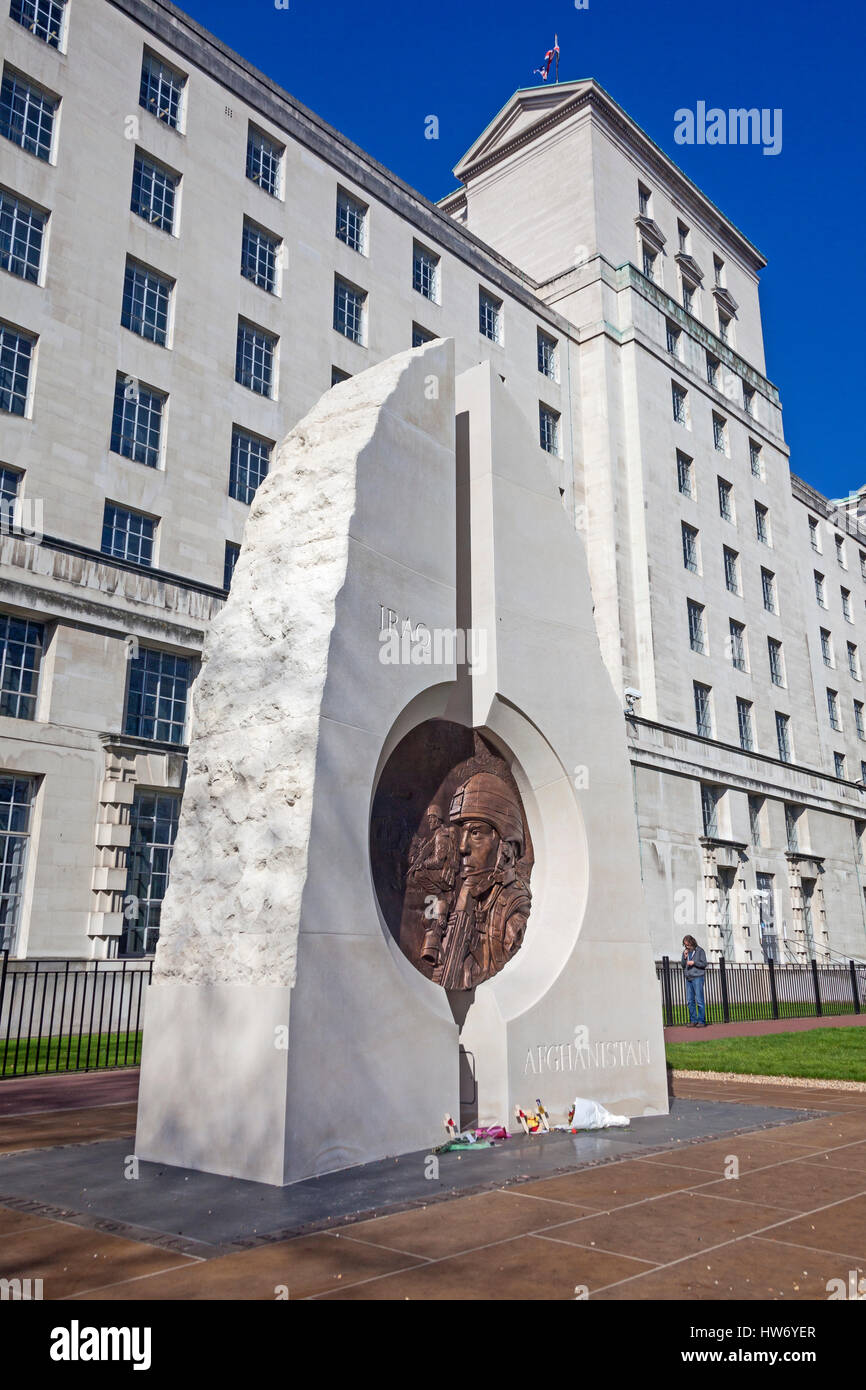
[657,955,865,1027]
[0,953,152,1078]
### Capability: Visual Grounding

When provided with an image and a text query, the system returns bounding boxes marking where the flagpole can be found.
[555,34,559,83]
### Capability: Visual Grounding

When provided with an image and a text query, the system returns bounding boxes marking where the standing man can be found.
[681,935,708,1027]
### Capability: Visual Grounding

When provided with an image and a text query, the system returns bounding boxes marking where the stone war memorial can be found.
[135,338,668,1186]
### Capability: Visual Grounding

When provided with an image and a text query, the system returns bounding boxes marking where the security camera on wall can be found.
[624,687,642,714]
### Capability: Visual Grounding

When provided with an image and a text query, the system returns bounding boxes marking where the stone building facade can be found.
[0,0,863,965]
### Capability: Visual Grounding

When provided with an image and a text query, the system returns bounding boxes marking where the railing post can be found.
[811,958,823,1018]
[768,958,779,1020]
[719,956,730,1023]
[0,948,8,1027]
[661,956,673,1028]
[850,960,861,1015]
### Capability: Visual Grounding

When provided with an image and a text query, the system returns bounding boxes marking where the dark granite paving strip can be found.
[0,1099,830,1253]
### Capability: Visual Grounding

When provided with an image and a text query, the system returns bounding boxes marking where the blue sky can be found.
[179,0,863,499]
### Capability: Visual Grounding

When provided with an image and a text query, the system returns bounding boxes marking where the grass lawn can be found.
[0,1031,143,1078]
[666,1027,866,1082]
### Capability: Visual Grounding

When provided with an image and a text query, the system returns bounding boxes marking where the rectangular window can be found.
[121,259,172,346]
[0,189,46,283]
[678,221,689,252]
[638,183,651,216]
[706,353,719,387]
[713,256,725,287]
[539,404,560,456]
[246,126,283,197]
[336,188,368,253]
[0,774,34,952]
[750,440,763,479]
[821,629,833,666]
[784,803,800,851]
[101,503,155,567]
[131,154,178,234]
[718,477,733,521]
[413,243,440,303]
[755,502,769,544]
[0,69,57,161]
[641,243,657,282]
[712,412,728,454]
[0,613,42,719]
[676,450,693,498]
[835,751,846,780]
[0,466,21,506]
[672,382,688,424]
[723,546,739,594]
[729,619,747,671]
[756,871,777,961]
[235,320,277,397]
[687,599,705,654]
[333,276,366,345]
[537,327,558,380]
[479,288,502,343]
[125,647,190,745]
[682,522,699,573]
[749,795,763,846]
[815,571,826,606]
[411,323,435,348]
[809,518,821,553]
[761,568,777,613]
[224,541,240,591]
[835,534,846,568]
[139,51,186,130]
[701,783,719,838]
[737,698,754,751]
[842,587,852,621]
[768,637,784,686]
[0,322,34,416]
[681,279,695,314]
[861,552,866,581]
[694,682,712,738]
[743,385,755,416]
[855,700,865,739]
[119,790,181,957]
[110,376,165,468]
[666,320,681,358]
[827,687,841,731]
[241,219,281,294]
[776,712,792,763]
[718,310,731,343]
[229,426,271,504]
[848,641,860,680]
[10,0,66,47]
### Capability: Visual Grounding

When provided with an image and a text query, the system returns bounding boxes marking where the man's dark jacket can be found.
[682,946,707,980]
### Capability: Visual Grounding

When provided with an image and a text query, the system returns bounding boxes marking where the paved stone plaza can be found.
[1,1070,864,1300]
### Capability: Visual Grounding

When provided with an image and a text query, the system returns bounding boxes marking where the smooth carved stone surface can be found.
[371,722,534,989]
[153,354,434,988]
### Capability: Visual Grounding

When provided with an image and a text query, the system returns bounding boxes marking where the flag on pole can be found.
[533,36,560,83]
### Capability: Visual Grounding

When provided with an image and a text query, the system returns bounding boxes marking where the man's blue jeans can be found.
[686,975,705,1025]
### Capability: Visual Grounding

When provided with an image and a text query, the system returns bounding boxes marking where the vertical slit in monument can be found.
[453,409,479,1129]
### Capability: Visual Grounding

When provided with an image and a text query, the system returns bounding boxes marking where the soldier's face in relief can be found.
[457,819,500,871]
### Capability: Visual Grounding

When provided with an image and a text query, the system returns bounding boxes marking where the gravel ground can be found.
[673,1069,866,1092]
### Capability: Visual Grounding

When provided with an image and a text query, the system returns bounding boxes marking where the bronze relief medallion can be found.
[371,721,533,991]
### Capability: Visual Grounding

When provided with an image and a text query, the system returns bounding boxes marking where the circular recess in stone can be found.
[370,719,534,990]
